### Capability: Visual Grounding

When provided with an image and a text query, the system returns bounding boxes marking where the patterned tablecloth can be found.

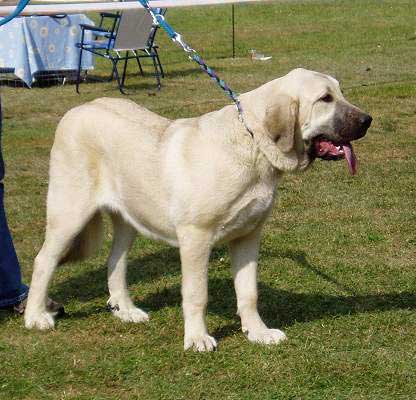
[0,15,95,87]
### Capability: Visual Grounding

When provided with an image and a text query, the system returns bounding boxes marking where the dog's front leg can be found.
[177,225,217,352]
[230,226,287,345]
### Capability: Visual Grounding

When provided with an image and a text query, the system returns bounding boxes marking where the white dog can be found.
[24,69,371,351]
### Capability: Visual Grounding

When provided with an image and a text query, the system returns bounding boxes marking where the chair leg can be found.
[154,48,164,78]
[121,51,129,88]
[151,54,161,90]
[108,64,116,82]
[134,51,144,76]
[112,59,126,95]
[76,47,83,94]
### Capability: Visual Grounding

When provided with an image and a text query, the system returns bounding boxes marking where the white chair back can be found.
[113,8,154,51]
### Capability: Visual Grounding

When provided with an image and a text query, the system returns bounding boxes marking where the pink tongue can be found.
[342,143,357,175]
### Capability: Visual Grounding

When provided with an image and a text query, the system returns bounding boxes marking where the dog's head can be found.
[242,68,372,174]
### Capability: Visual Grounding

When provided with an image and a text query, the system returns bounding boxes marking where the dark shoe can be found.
[13,297,65,317]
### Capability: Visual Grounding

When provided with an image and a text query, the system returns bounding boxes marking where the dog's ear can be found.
[264,95,298,154]
[246,94,300,172]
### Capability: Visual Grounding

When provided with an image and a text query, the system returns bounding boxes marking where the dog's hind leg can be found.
[107,213,148,323]
[25,206,99,330]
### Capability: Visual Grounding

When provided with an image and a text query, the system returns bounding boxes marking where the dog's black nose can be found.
[360,114,372,130]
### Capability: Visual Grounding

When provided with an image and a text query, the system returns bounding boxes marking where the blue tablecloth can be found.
[0,15,95,87]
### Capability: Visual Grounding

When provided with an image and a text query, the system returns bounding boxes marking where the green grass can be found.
[1,0,416,398]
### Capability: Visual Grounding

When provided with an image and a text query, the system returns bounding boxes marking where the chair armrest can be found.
[79,24,109,33]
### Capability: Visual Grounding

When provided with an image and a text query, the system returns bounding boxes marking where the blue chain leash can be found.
[138,0,254,137]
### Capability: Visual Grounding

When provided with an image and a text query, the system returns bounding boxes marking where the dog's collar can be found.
[235,97,254,139]
[238,113,255,139]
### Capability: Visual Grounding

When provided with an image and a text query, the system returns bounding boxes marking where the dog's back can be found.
[54,97,171,149]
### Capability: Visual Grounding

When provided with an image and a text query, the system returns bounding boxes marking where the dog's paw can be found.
[111,306,149,323]
[244,327,287,345]
[184,334,217,352]
[24,311,55,330]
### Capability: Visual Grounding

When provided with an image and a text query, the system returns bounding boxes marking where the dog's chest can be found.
[216,182,276,242]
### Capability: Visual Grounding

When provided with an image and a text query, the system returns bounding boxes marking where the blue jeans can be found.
[0,96,28,307]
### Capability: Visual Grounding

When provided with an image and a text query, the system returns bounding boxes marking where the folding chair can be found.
[76,8,165,93]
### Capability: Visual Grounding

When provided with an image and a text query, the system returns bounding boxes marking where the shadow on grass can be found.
[75,66,204,91]
[74,78,162,94]
[3,248,415,333]
[138,277,416,340]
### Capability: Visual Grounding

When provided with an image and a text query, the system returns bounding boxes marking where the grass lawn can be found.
[1,0,416,398]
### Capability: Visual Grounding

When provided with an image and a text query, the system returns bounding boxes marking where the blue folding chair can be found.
[76,8,166,93]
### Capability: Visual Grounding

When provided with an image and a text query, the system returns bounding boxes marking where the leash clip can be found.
[173,33,194,54]
[150,12,159,26]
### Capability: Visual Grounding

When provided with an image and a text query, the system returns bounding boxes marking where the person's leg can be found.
[0,95,29,308]
[0,182,29,308]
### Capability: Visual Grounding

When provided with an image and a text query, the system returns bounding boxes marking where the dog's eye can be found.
[320,94,333,103]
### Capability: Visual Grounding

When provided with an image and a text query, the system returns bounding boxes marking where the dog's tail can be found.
[59,211,104,265]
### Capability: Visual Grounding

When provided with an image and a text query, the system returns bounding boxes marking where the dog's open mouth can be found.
[314,137,357,175]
